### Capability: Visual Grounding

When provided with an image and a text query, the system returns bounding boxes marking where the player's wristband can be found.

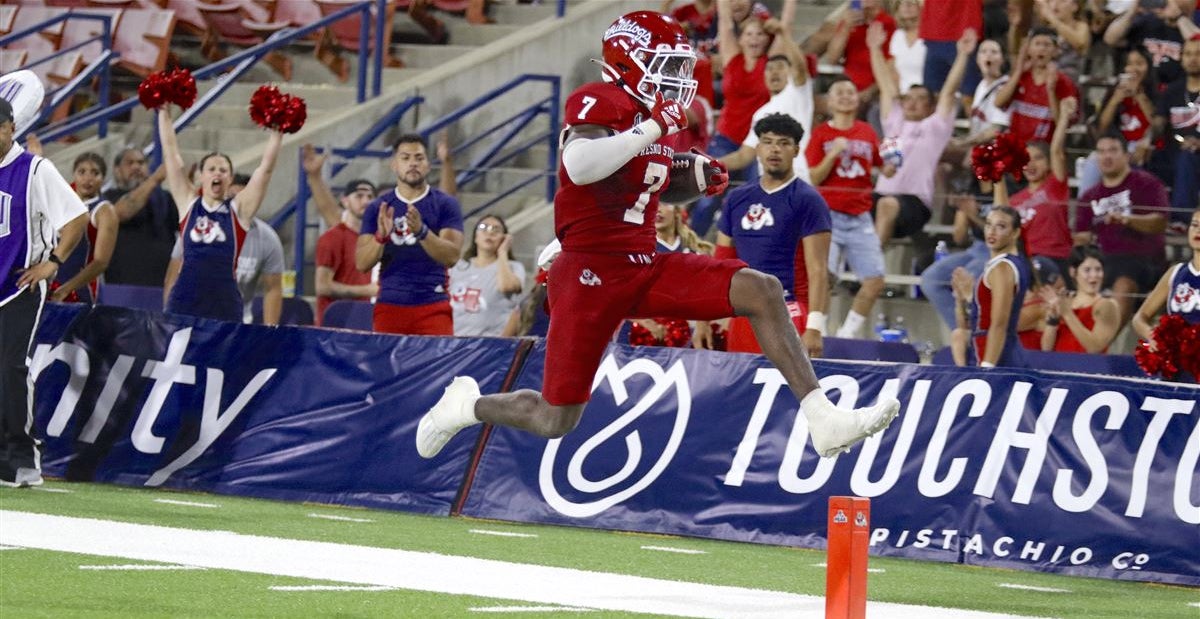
[806,311,827,336]
[980,361,995,368]
[415,224,430,241]
[373,232,388,244]
[48,253,63,266]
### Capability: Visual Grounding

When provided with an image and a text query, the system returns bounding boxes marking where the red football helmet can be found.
[599,11,698,110]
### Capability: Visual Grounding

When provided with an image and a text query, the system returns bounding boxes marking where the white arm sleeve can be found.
[561,119,664,185]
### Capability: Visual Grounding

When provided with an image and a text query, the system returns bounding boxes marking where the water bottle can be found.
[880,316,909,343]
[934,240,949,262]
[873,313,889,341]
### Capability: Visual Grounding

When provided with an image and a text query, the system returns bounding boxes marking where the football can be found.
[660,151,720,204]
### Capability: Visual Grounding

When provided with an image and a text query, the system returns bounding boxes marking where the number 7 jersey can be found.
[555,81,676,255]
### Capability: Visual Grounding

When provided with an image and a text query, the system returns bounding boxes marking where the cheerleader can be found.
[50,153,117,303]
[1133,209,1200,343]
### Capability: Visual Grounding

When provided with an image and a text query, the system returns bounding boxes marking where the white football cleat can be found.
[802,391,900,458]
[416,376,482,459]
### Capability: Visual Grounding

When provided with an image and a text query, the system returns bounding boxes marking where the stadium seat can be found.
[96,283,164,312]
[5,6,69,77]
[110,7,175,76]
[164,0,205,35]
[251,297,316,326]
[60,7,121,62]
[315,0,402,77]
[322,300,374,331]
[196,1,292,79]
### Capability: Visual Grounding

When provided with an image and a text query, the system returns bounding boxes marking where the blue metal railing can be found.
[30,0,387,147]
[283,74,561,293]
[0,12,115,141]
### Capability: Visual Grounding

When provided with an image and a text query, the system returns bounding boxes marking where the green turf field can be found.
[1,481,1196,618]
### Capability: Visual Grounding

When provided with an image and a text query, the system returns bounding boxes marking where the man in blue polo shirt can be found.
[356,134,464,335]
[715,113,832,357]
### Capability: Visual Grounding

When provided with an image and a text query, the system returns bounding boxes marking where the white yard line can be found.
[271,585,395,592]
[32,487,72,493]
[0,510,1046,619]
[153,499,220,509]
[469,529,538,538]
[469,606,596,613]
[996,584,1071,593]
[641,546,708,555]
[308,514,374,523]
[79,564,205,571]
[0,545,23,550]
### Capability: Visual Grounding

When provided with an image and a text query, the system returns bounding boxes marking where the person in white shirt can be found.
[719,18,813,183]
[0,96,87,488]
[889,0,927,93]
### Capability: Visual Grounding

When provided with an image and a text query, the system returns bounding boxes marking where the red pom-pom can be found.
[971,133,1031,182]
[165,68,197,110]
[629,322,658,347]
[662,319,692,348]
[248,85,307,134]
[137,72,168,110]
[1136,315,1200,380]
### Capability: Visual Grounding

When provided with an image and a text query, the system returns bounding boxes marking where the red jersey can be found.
[1006,71,1080,142]
[1054,303,1105,353]
[315,222,372,324]
[846,13,895,91]
[919,0,981,41]
[716,54,770,142]
[555,81,675,255]
[1011,175,1072,260]
[1117,98,1151,143]
[805,120,882,216]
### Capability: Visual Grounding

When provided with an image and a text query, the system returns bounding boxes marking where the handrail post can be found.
[547,75,560,203]
[98,17,112,139]
[356,3,368,103]
[374,0,386,98]
[294,149,311,296]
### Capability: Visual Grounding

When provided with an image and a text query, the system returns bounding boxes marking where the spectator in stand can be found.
[1040,245,1122,352]
[664,0,716,43]
[1152,34,1200,227]
[994,97,1077,273]
[890,0,928,93]
[995,28,1081,143]
[952,205,1032,368]
[357,134,464,335]
[806,76,896,339]
[943,38,1011,178]
[923,193,992,331]
[920,0,984,94]
[1016,256,1062,349]
[867,23,974,244]
[719,9,813,184]
[304,157,379,326]
[51,153,117,304]
[1132,208,1200,340]
[1074,131,1170,326]
[449,214,526,337]
[1104,0,1199,86]
[158,107,283,323]
[102,148,178,287]
[696,0,771,61]
[1034,0,1092,83]
[1098,48,1158,167]
[822,0,897,94]
[715,113,831,357]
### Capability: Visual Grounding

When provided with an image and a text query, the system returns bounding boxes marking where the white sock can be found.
[837,311,866,338]
[800,389,833,416]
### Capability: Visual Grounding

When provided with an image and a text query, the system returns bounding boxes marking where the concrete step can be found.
[392,43,476,68]
[489,2,557,25]
[442,22,523,46]
[456,166,553,196]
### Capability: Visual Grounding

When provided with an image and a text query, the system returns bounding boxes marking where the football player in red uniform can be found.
[416,11,899,459]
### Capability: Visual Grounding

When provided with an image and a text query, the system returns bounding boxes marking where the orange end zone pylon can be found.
[825,496,870,619]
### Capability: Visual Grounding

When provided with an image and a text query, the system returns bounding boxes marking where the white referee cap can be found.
[0,70,46,136]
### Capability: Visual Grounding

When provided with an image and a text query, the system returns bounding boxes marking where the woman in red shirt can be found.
[1098,48,1156,166]
[713,0,774,152]
[1040,245,1121,353]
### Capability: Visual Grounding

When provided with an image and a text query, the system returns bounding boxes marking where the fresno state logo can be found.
[603,17,653,49]
[1169,282,1198,314]
[189,215,226,244]
[741,203,775,230]
[389,215,418,246]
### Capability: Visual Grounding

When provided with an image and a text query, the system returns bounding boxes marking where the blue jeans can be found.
[921,239,990,328]
[689,133,742,236]
[924,40,981,95]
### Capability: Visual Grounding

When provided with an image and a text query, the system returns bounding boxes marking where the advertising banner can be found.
[461,340,1200,585]
[32,304,520,515]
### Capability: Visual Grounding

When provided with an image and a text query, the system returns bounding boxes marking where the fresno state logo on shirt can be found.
[1090,190,1133,219]
[389,215,419,246]
[189,215,226,244]
[451,285,485,313]
[741,203,775,230]
[1169,282,1199,315]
